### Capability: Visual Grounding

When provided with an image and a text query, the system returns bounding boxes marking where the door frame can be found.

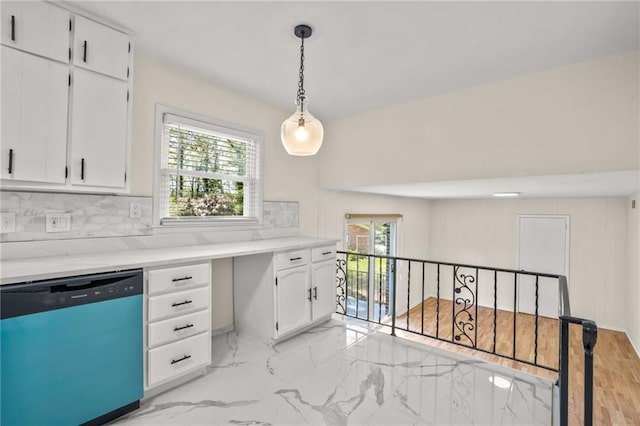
[516,214,570,315]
[344,216,400,321]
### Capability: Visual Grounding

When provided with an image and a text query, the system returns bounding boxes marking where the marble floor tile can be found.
[116,319,554,425]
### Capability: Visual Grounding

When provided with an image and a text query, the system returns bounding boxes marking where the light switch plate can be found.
[1,213,16,233]
[46,213,71,233]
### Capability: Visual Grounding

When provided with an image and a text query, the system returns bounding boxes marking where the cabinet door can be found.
[1,1,69,63]
[276,266,311,337]
[73,15,129,80]
[312,260,337,320]
[70,68,128,189]
[1,46,68,183]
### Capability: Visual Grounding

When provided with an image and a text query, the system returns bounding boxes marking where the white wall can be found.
[319,51,639,189]
[129,55,321,332]
[627,195,640,355]
[316,190,431,258]
[129,54,320,236]
[427,198,629,330]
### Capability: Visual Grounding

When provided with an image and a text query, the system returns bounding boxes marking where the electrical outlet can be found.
[1,213,16,233]
[129,201,141,219]
[46,213,71,233]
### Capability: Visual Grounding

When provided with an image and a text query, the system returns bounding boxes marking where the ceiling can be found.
[68,1,639,120]
[67,1,639,200]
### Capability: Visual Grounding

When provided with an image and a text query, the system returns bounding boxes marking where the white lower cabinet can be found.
[311,260,337,321]
[147,332,211,387]
[148,310,210,348]
[276,265,311,336]
[234,244,337,344]
[145,262,211,390]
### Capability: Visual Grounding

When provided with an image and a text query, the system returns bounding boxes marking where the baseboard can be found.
[211,324,234,337]
[593,323,626,333]
[625,330,640,360]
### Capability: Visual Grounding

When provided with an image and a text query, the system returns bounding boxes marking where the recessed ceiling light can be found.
[492,192,520,197]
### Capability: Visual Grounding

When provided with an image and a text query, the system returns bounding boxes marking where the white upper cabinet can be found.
[73,15,129,80]
[0,1,133,193]
[1,1,70,63]
[1,46,68,183]
[70,68,128,189]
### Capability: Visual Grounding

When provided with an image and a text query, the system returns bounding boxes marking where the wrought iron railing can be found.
[557,280,598,426]
[335,250,597,425]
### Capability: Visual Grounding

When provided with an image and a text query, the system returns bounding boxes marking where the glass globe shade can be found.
[281,100,324,156]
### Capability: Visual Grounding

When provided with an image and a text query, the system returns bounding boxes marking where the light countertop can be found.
[0,236,337,285]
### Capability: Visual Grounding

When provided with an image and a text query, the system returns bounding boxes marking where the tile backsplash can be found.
[0,191,299,243]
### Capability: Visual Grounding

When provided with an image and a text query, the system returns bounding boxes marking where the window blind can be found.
[159,113,261,223]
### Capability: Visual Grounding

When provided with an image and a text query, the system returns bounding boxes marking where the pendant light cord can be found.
[297,35,305,114]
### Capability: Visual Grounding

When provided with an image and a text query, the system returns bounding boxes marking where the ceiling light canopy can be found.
[281,24,324,156]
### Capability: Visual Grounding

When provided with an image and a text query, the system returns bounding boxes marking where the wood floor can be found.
[389,297,640,426]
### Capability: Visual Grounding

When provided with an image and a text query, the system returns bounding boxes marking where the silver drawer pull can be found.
[322,251,332,255]
[170,355,191,365]
[171,300,192,307]
[290,257,302,261]
[172,276,193,282]
[173,323,194,332]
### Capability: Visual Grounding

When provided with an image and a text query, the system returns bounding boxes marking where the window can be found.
[156,107,262,225]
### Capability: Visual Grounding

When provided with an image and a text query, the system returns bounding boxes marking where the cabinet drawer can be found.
[148,310,210,348]
[148,287,209,322]
[147,332,210,387]
[312,246,337,263]
[1,1,70,63]
[275,249,310,271]
[148,262,210,295]
[73,15,130,80]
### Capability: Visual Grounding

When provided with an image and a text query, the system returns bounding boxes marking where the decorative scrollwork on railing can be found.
[453,266,476,347]
[336,258,347,314]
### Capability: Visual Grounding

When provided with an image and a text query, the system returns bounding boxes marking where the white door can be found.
[70,68,128,188]
[517,216,569,318]
[73,15,130,80]
[1,46,68,183]
[276,266,311,337]
[312,260,336,320]
[1,1,70,63]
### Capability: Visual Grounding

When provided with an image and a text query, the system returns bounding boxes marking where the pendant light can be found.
[281,24,324,156]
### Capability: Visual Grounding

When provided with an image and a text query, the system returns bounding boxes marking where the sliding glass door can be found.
[345,218,397,322]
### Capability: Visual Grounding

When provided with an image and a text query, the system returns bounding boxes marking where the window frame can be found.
[153,104,264,227]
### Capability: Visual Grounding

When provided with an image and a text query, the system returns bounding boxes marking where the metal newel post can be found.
[559,317,570,426]
[583,321,597,426]
[390,259,397,336]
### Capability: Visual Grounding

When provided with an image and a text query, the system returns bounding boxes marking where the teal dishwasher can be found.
[0,269,143,425]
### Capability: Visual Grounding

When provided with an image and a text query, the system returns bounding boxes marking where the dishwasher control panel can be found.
[0,269,143,319]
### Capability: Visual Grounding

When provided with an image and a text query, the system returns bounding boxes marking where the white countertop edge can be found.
[0,236,339,285]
